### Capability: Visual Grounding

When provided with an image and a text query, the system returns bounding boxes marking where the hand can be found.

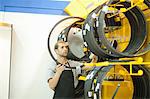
[82,54,98,71]
[55,64,65,75]
[91,54,98,63]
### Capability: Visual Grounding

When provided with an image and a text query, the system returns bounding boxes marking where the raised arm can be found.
[48,64,65,90]
[82,55,98,71]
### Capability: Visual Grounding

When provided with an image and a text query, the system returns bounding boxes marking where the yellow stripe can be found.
[0,22,11,27]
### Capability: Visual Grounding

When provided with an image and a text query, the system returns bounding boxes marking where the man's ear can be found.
[55,49,58,54]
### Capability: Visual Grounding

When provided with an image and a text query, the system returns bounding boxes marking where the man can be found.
[47,40,96,99]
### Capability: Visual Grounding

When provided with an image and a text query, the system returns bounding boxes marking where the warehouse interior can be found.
[0,0,150,99]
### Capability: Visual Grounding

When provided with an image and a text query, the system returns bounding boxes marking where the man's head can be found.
[54,40,69,57]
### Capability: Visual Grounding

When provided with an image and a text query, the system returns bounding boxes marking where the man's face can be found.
[55,42,69,57]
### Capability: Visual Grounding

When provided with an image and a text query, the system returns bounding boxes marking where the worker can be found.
[47,40,97,99]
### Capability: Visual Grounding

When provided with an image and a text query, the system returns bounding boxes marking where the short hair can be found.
[54,40,66,50]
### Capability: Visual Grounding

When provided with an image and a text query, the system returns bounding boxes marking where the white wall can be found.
[0,24,12,99]
[0,12,4,21]
[0,12,67,99]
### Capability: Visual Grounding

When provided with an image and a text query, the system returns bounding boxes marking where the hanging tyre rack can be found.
[84,63,150,99]
[47,17,85,61]
[83,1,150,59]
[97,2,149,57]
